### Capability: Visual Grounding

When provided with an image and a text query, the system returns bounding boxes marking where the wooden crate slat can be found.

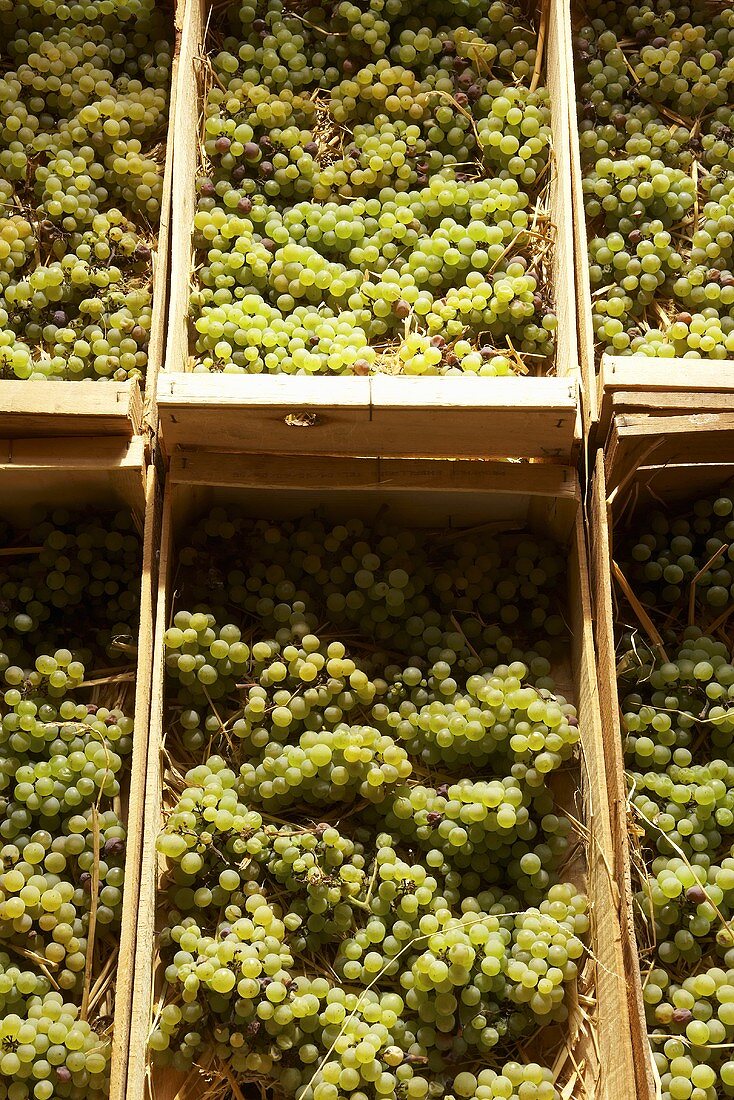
[610,389,734,419]
[109,463,162,1100]
[0,380,143,439]
[547,0,581,387]
[565,0,596,426]
[589,453,655,1100]
[597,355,734,437]
[141,0,180,430]
[157,374,580,458]
[171,449,581,499]
[126,484,173,1100]
[0,436,147,516]
[567,505,637,1098]
[589,444,734,1100]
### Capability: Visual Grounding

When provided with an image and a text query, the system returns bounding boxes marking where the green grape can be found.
[576,6,734,362]
[153,505,587,1090]
[0,3,171,380]
[185,0,557,376]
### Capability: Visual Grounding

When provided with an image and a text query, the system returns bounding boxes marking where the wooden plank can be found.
[171,450,580,500]
[598,356,734,438]
[601,356,734,395]
[157,374,580,459]
[110,462,162,1100]
[0,436,147,517]
[590,453,655,1100]
[611,389,734,418]
[568,506,637,1099]
[127,483,174,1100]
[605,412,734,494]
[164,0,202,376]
[547,0,580,387]
[141,0,182,430]
[561,0,595,426]
[160,0,581,462]
[0,380,143,438]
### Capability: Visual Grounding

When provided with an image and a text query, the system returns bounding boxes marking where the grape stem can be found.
[80,806,101,1020]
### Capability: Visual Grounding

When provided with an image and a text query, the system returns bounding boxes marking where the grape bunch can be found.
[575,3,734,360]
[0,505,142,1097]
[0,509,142,669]
[151,509,589,1099]
[616,483,734,1093]
[626,485,734,611]
[0,959,110,1099]
[188,0,557,376]
[167,507,566,664]
[0,0,171,381]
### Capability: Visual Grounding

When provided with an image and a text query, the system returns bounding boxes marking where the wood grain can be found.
[590,452,655,1100]
[547,0,580,387]
[110,463,162,1100]
[598,357,734,438]
[0,381,142,439]
[0,437,146,517]
[142,0,182,430]
[605,412,734,493]
[564,0,596,429]
[157,373,580,459]
[127,483,173,1100]
[171,449,580,499]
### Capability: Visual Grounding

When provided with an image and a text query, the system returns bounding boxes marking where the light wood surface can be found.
[172,449,580,499]
[0,381,143,439]
[0,436,147,516]
[589,440,734,1100]
[598,356,734,436]
[565,0,596,428]
[157,373,580,459]
[604,411,734,494]
[142,0,181,430]
[547,0,581,386]
[109,463,162,1100]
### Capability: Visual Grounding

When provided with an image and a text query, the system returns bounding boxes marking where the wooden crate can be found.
[0,436,160,1100]
[0,0,179,441]
[157,0,583,461]
[589,429,734,1100]
[568,6,734,435]
[126,451,636,1100]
